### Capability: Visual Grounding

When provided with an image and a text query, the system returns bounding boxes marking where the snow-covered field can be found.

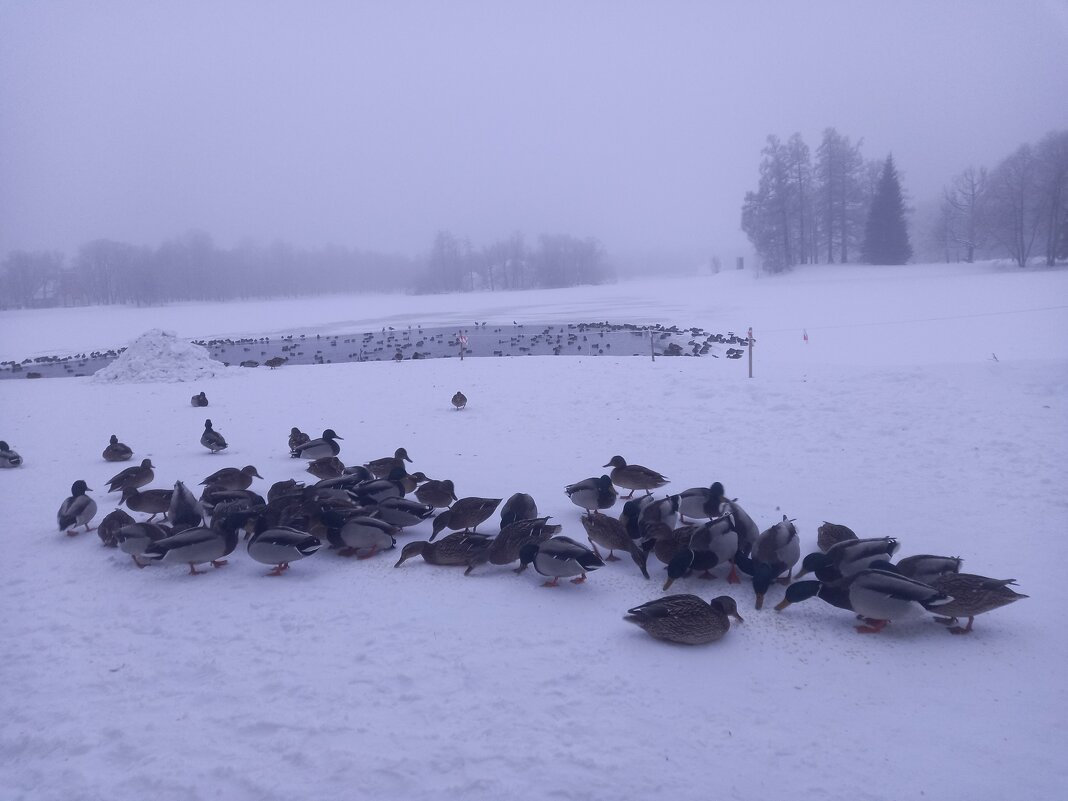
[1,261,1066,801]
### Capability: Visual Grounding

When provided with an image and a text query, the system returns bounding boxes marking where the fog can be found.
[2,0,1066,269]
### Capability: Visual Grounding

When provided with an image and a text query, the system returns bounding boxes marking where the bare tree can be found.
[982,144,1046,268]
[1035,130,1068,266]
[943,166,988,263]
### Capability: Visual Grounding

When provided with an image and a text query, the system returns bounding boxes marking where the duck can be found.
[678,482,726,522]
[722,497,760,558]
[288,427,311,454]
[191,391,209,407]
[603,455,669,498]
[624,594,744,645]
[199,465,263,491]
[928,573,1028,634]
[96,508,135,547]
[451,391,467,410]
[795,537,900,581]
[291,428,343,460]
[365,448,412,479]
[740,516,801,609]
[372,497,436,528]
[120,486,173,521]
[516,535,605,587]
[414,478,458,509]
[201,419,228,453]
[105,458,155,493]
[168,480,205,532]
[580,512,652,579]
[267,479,304,505]
[142,510,252,574]
[307,456,346,480]
[116,521,173,567]
[102,435,133,462]
[429,497,502,540]
[663,515,740,590]
[58,480,97,536]
[774,568,953,633]
[894,554,963,585]
[639,494,680,530]
[500,492,538,527]
[0,441,23,468]
[565,475,618,516]
[394,531,493,568]
[817,521,858,552]
[464,517,561,576]
[331,515,400,558]
[246,516,322,575]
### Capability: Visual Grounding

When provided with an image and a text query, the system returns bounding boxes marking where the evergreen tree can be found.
[862,155,912,264]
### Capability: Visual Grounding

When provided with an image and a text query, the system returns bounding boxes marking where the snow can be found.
[90,329,226,384]
[1,261,1066,801]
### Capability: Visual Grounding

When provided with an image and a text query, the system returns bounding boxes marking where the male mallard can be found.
[373,497,436,528]
[722,497,760,558]
[200,465,262,491]
[895,554,963,585]
[168,480,205,532]
[516,535,605,587]
[817,521,858,552]
[0,441,22,468]
[795,537,900,581]
[291,428,343,460]
[330,515,400,558]
[116,521,173,567]
[625,594,743,645]
[464,517,561,575]
[603,455,669,498]
[742,516,801,609]
[58,480,98,536]
[106,458,155,493]
[142,510,251,574]
[928,573,1028,634]
[120,486,173,521]
[678,482,726,522]
[394,531,492,567]
[452,391,467,410]
[97,508,135,547]
[102,435,133,462]
[201,419,228,453]
[415,478,458,509]
[430,497,502,540]
[365,448,412,479]
[191,391,209,407]
[500,492,538,527]
[663,515,739,590]
[246,516,322,575]
[565,475,618,516]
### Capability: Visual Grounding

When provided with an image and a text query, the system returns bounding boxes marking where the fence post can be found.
[459,332,467,360]
[747,327,753,378]
[650,329,655,362]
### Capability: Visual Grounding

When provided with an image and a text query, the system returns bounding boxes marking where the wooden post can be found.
[459,332,467,361]
[650,329,655,362]
[747,327,753,378]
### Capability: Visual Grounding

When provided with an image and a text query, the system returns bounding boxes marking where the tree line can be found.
[0,229,612,309]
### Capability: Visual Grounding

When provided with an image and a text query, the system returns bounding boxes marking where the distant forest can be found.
[741,128,1068,272]
[0,230,612,309]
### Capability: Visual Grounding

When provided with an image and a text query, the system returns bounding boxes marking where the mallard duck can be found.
[366,448,412,479]
[120,486,173,521]
[516,535,605,586]
[500,492,538,527]
[191,391,209,407]
[895,554,963,585]
[288,427,311,453]
[795,537,900,581]
[199,486,266,520]
[373,497,435,528]
[200,419,228,453]
[199,465,262,491]
[817,521,858,552]
[97,508,135,547]
[58,480,97,535]
[928,573,1028,634]
[265,356,287,369]
[106,459,155,493]
[581,511,631,562]
[0,441,22,468]
[142,510,251,574]
[331,515,400,558]
[722,497,760,557]
[565,475,618,516]
[464,517,561,575]
[663,515,739,590]
[743,516,801,609]
[267,479,304,505]
[394,531,492,567]
[678,482,726,522]
[429,497,502,540]
[603,455,669,498]
[116,521,173,567]
[102,435,133,462]
[306,456,346,480]
[168,480,205,532]
[349,473,407,505]
[452,391,467,410]
[415,478,458,509]
[639,494,680,530]
[625,594,743,645]
[291,428,343,460]
[246,517,322,575]
[775,568,952,632]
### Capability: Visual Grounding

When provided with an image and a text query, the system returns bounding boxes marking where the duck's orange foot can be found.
[855,619,889,634]
[211,559,228,569]
[570,574,587,584]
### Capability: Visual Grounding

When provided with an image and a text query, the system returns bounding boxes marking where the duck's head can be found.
[751,563,780,609]
[774,580,822,611]
[394,540,426,567]
[322,429,342,440]
[0,441,9,451]
[71,479,92,495]
[109,435,120,445]
[796,551,831,579]
[517,542,539,571]
[204,419,213,429]
[396,447,411,462]
[242,465,263,479]
[710,595,744,623]
[603,455,628,469]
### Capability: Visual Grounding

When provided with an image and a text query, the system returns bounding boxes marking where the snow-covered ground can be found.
[1,260,1066,801]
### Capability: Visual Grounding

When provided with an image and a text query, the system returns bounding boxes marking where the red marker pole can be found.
[747,327,753,378]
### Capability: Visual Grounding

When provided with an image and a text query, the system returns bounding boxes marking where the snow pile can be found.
[91,328,225,383]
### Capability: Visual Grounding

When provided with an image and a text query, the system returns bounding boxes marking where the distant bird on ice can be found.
[452,391,467,410]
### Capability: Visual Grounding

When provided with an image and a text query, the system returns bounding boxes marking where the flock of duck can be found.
[12,391,1028,646]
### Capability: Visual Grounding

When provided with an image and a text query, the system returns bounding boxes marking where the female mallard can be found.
[516,535,605,587]
[817,521,858,552]
[565,475,618,516]
[451,391,467,410]
[291,428,343,460]
[200,419,228,453]
[429,497,502,540]
[58,480,97,536]
[246,516,322,575]
[142,510,251,574]
[97,508,135,547]
[0,441,22,468]
[307,456,346,480]
[678,482,726,522]
[465,517,561,575]
[394,531,492,568]
[191,391,209,407]
[120,486,173,522]
[625,594,743,645]
[288,427,311,454]
[795,537,900,581]
[102,435,133,462]
[928,573,1028,634]
[603,456,669,498]
[500,492,538,527]
[580,513,651,578]
[415,477,457,509]
[106,459,155,493]
[365,447,412,479]
[200,465,263,491]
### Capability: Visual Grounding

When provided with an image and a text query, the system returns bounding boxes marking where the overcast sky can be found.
[2,0,1066,267]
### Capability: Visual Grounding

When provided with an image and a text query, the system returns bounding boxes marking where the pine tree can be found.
[862,155,912,264]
